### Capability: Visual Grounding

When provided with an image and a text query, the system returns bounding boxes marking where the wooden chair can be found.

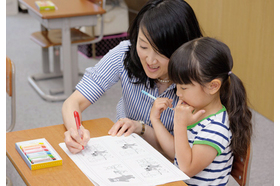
[231,144,252,186]
[28,0,106,101]
[6,57,16,186]
[6,57,16,132]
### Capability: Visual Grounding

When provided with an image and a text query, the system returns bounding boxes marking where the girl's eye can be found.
[181,87,187,90]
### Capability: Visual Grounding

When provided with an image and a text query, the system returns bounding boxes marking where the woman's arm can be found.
[62,90,91,154]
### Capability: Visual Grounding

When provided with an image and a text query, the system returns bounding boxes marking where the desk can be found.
[19,0,106,101]
[6,118,187,186]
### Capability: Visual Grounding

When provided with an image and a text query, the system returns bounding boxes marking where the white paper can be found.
[59,133,189,186]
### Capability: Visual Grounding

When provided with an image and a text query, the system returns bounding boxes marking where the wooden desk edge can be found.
[6,151,30,185]
[6,118,112,186]
[6,118,187,185]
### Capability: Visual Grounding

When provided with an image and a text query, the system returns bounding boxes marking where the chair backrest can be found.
[231,144,252,186]
[6,56,16,132]
[6,57,13,96]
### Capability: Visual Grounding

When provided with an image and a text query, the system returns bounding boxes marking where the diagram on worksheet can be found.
[105,164,135,183]
[137,157,170,178]
[81,143,113,162]
[59,133,189,186]
[115,138,146,156]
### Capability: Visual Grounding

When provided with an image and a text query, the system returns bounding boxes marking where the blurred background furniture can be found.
[6,56,16,133]
[6,56,16,186]
[19,0,106,102]
[79,0,129,58]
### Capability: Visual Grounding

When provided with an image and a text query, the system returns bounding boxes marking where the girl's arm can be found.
[62,90,91,154]
[150,98,175,160]
[174,100,217,177]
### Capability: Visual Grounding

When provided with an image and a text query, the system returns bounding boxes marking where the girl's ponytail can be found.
[223,73,252,157]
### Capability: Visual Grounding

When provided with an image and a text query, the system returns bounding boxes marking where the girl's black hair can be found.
[124,0,203,88]
[168,37,252,157]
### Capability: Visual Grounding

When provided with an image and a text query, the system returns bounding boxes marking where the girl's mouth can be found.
[182,101,188,105]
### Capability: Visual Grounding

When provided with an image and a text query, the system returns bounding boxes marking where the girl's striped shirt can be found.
[174,106,233,186]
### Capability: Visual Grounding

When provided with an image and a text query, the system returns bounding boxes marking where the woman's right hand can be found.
[64,125,90,154]
[62,90,92,153]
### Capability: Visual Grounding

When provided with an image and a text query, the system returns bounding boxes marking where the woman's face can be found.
[136,29,170,80]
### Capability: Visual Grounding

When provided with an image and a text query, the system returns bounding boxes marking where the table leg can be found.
[40,25,50,73]
[71,45,79,88]
[61,18,73,96]
[42,48,50,73]
[53,46,61,73]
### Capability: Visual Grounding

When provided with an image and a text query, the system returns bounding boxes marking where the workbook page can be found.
[59,133,189,186]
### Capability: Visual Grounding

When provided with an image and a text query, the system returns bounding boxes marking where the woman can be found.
[62,0,203,154]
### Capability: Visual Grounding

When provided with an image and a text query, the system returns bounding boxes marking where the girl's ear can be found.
[208,79,221,94]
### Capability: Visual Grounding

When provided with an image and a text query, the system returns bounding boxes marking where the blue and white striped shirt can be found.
[174,106,233,186]
[76,40,179,132]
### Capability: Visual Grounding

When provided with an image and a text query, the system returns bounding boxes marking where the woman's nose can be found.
[146,56,157,64]
[146,52,157,64]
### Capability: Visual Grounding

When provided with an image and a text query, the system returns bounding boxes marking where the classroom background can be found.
[6,0,274,185]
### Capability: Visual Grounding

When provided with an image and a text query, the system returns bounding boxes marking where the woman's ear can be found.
[208,79,221,94]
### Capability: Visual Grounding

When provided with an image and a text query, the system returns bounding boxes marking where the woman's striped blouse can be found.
[76,40,179,132]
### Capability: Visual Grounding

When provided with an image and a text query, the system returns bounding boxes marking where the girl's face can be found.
[176,81,212,110]
[136,29,170,80]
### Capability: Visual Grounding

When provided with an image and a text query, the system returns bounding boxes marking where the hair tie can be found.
[228,71,232,76]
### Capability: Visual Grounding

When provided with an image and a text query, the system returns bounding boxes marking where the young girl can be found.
[150,37,252,185]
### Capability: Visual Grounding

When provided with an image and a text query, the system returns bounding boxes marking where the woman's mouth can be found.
[147,64,159,72]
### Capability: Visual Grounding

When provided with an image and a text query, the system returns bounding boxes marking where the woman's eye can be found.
[140,46,147,49]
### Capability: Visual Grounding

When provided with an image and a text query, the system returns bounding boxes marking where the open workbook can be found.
[59,133,189,186]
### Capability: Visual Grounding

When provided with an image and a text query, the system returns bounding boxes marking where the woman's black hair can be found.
[168,37,252,157]
[124,0,203,88]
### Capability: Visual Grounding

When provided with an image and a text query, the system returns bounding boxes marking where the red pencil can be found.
[74,111,84,150]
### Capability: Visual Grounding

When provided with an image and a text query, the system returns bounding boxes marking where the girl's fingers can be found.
[193,109,206,121]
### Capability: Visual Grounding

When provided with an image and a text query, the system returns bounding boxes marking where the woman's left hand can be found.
[108,118,142,137]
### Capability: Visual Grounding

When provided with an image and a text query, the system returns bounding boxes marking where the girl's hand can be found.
[108,118,142,137]
[174,100,205,128]
[64,125,90,154]
[150,98,173,122]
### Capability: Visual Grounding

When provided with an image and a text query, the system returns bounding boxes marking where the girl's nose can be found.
[176,89,181,97]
